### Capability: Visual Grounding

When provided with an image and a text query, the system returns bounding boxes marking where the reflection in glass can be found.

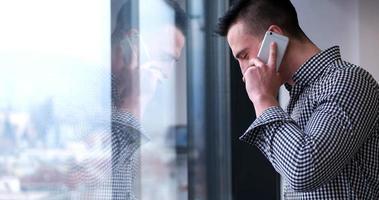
[0,0,230,199]
[0,0,110,199]
[111,0,187,199]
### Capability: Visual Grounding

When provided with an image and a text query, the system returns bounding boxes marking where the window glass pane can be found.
[0,0,110,199]
[0,0,231,200]
[111,0,188,199]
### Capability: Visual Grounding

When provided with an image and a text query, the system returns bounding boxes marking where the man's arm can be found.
[241,68,379,192]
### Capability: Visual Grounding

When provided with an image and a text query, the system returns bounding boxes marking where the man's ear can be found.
[267,25,284,35]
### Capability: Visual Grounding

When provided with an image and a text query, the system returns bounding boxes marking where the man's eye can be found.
[242,54,248,59]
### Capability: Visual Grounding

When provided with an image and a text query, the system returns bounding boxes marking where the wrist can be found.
[252,95,278,117]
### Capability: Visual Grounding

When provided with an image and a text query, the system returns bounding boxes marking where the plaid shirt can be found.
[61,110,146,200]
[112,109,148,200]
[240,46,379,199]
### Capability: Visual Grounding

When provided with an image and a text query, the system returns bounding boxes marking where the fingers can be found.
[242,64,257,81]
[242,58,264,83]
[242,43,277,82]
[248,57,265,68]
[267,42,277,69]
[141,61,166,81]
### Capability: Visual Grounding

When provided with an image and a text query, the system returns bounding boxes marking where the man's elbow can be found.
[286,171,325,192]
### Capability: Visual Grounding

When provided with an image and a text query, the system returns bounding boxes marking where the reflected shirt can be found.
[240,46,379,199]
[112,109,148,200]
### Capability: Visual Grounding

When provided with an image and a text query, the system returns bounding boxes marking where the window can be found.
[0,0,110,199]
[0,0,232,199]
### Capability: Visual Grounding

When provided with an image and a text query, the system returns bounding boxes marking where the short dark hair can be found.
[217,0,306,39]
[112,0,187,45]
[163,0,187,35]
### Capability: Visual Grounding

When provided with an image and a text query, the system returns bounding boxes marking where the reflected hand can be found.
[139,61,165,98]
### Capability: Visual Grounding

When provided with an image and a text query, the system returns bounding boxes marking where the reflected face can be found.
[227,21,261,76]
[141,25,185,80]
[111,25,185,109]
[138,25,185,102]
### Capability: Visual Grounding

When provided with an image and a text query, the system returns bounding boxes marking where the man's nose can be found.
[239,61,249,75]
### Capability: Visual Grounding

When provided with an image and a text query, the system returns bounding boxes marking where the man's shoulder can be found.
[324,60,378,87]
[310,60,379,98]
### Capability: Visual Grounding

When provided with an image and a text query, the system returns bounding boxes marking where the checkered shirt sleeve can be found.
[240,46,379,199]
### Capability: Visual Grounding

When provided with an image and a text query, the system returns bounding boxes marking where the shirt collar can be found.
[290,46,341,91]
[112,107,151,143]
[112,108,142,131]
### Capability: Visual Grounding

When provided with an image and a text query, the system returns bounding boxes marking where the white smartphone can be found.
[257,31,289,71]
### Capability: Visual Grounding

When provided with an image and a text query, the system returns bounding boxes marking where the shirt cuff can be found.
[239,106,292,143]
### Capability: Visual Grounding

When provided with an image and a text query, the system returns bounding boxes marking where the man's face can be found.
[141,25,185,80]
[111,25,185,105]
[227,21,262,76]
[138,25,185,100]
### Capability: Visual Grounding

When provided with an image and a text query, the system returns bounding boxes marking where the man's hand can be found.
[243,42,282,116]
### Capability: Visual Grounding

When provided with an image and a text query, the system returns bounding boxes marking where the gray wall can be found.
[280,0,379,107]
[358,0,379,81]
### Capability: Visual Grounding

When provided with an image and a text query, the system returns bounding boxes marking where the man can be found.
[111,0,186,199]
[217,0,379,199]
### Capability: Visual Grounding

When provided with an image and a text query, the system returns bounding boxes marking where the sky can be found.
[0,0,182,132]
[0,0,110,113]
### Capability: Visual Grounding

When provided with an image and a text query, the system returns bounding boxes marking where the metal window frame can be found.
[186,0,232,199]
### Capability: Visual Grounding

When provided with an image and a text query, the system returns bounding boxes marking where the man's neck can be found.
[281,39,321,85]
